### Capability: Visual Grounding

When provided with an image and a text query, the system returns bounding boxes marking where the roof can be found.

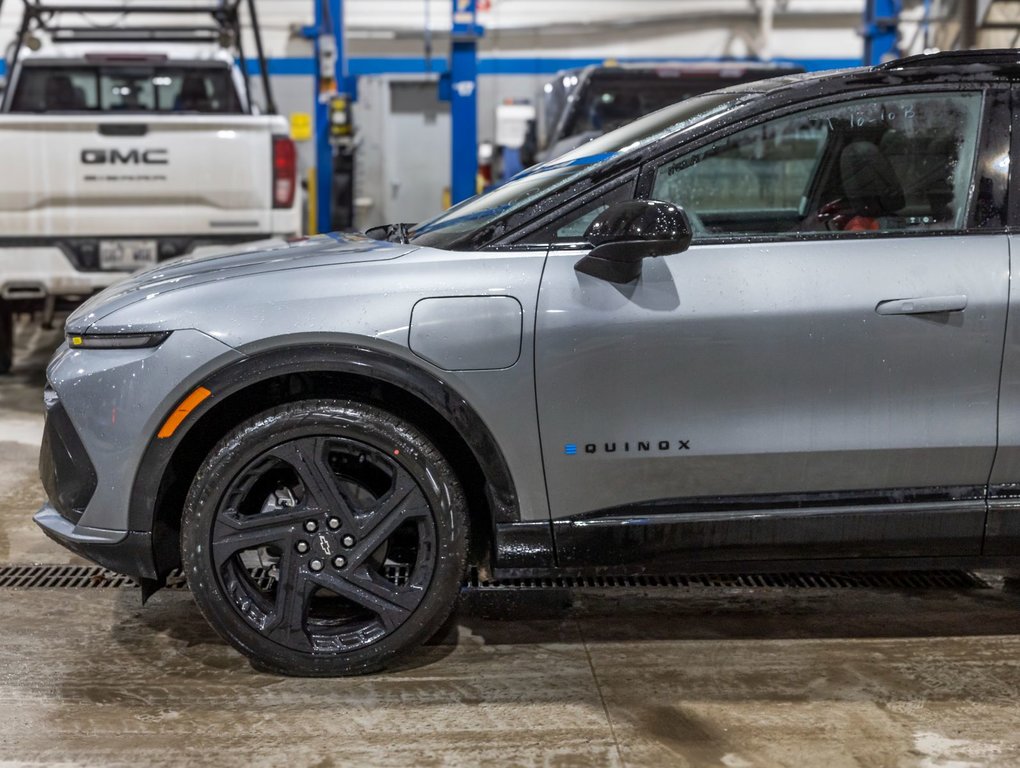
[704,48,1020,108]
[879,48,1020,71]
[604,61,805,73]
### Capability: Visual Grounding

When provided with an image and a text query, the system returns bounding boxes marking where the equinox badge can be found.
[564,440,691,455]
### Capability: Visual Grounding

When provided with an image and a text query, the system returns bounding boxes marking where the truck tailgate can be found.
[0,115,283,237]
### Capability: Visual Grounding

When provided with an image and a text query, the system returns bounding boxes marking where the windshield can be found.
[409,91,753,248]
[540,70,579,149]
[561,73,732,142]
[543,66,804,151]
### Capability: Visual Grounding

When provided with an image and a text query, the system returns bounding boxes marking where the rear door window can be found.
[9,64,242,113]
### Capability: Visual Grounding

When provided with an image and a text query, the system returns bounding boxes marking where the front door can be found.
[534,87,1010,567]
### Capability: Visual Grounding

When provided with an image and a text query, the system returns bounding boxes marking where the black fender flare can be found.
[128,338,522,536]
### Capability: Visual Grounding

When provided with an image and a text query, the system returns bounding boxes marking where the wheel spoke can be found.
[212,506,304,567]
[349,486,431,569]
[262,551,315,651]
[268,438,358,529]
[307,568,415,632]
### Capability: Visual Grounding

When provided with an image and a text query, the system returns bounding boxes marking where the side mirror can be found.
[574,200,693,284]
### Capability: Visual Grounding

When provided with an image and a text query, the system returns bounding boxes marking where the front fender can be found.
[129,337,524,537]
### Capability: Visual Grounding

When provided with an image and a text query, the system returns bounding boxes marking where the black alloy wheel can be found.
[182,399,468,676]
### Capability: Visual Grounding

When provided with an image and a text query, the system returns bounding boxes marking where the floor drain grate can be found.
[0,564,992,591]
[0,564,141,589]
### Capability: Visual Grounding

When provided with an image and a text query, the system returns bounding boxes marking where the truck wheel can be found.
[0,302,13,375]
[181,399,468,676]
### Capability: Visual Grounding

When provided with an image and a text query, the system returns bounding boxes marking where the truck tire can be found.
[0,301,13,375]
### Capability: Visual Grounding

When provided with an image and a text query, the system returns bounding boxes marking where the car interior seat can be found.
[44,75,85,111]
[838,141,906,231]
[174,75,212,112]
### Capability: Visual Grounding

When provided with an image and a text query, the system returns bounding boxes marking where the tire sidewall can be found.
[181,399,467,676]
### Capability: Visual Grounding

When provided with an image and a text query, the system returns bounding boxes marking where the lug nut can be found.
[295,541,309,554]
[304,520,318,533]
[332,555,347,569]
[309,559,324,572]
[327,517,341,530]
[341,535,355,548]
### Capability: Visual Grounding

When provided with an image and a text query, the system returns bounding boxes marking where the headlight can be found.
[67,332,171,349]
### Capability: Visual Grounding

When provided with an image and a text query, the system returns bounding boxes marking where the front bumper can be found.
[35,394,155,578]
[34,505,157,580]
[36,329,244,576]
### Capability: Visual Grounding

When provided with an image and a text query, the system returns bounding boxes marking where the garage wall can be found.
[0,0,868,227]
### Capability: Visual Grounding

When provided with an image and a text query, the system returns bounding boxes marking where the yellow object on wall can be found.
[290,112,312,142]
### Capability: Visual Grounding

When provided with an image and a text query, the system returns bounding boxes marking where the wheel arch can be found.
[131,338,521,578]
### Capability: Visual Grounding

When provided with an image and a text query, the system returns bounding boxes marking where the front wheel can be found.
[181,399,468,676]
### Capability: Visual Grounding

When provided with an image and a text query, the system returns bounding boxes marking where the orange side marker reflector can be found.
[157,386,212,439]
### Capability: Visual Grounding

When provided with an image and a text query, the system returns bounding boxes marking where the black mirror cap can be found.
[575,200,693,284]
[584,199,693,250]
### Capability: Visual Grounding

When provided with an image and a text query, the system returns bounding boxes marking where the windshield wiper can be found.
[364,222,414,244]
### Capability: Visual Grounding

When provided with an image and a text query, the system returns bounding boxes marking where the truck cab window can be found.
[9,65,242,114]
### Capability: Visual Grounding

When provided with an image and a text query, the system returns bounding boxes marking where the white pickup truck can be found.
[0,42,300,372]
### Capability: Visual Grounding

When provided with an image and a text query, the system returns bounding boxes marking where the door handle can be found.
[875,295,968,316]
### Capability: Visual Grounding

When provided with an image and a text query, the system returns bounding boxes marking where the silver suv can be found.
[36,51,1020,675]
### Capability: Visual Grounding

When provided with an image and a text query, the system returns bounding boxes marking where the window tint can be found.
[651,92,983,239]
[10,65,242,113]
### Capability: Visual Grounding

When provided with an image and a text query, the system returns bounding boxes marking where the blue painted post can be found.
[863,0,902,65]
[314,0,345,233]
[449,0,482,205]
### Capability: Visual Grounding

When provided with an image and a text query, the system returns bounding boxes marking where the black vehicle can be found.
[537,61,805,161]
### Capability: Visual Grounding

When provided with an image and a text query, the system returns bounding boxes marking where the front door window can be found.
[650,92,984,239]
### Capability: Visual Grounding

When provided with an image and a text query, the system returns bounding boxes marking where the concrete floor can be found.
[3,322,1020,767]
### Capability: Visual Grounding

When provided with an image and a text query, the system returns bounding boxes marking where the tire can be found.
[0,301,12,375]
[181,399,469,676]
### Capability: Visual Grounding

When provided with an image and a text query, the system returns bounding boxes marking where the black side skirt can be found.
[495,486,996,572]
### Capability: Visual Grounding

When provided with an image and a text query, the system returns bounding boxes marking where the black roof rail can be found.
[878,48,1020,70]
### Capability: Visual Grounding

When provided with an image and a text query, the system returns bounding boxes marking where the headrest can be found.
[840,141,905,217]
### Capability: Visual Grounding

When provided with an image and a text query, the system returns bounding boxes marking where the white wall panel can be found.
[0,0,865,62]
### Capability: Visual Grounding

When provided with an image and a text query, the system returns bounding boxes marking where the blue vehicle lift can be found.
[863,0,903,65]
[441,0,484,205]
[307,0,483,229]
[303,0,352,234]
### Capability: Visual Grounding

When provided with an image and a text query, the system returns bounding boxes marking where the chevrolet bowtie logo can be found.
[318,534,332,556]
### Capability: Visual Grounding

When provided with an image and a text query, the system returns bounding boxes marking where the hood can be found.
[67,233,414,333]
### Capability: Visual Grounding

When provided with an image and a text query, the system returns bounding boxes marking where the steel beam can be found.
[313,0,346,234]
[449,0,482,206]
